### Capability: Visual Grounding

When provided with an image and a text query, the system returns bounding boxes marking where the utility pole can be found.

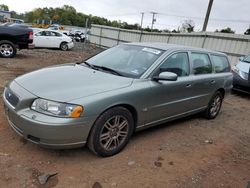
[84,18,89,46]
[139,12,144,42]
[150,12,157,31]
[140,12,144,31]
[202,0,214,32]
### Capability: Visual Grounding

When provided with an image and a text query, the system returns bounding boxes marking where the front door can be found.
[146,52,194,125]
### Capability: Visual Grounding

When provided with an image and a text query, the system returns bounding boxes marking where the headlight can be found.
[239,71,249,80]
[232,66,248,80]
[31,98,83,118]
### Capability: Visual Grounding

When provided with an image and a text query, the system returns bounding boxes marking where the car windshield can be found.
[243,55,250,63]
[85,44,164,78]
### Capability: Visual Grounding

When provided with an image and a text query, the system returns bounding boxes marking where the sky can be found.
[1,0,250,33]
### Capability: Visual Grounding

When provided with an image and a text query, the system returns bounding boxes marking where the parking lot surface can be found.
[0,47,250,188]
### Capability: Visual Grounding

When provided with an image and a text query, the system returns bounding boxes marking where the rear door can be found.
[209,54,232,92]
[188,52,215,109]
[33,31,47,47]
[34,31,52,48]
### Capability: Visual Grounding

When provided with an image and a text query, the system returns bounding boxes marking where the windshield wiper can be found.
[82,61,98,70]
[93,65,123,76]
[80,62,122,76]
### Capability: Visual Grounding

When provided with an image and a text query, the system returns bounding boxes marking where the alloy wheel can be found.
[99,115,129,151]
[0,44,14,57]
[61,43,68,51]
[209,95,222,117]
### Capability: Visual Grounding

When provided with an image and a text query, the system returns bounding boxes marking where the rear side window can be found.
[35,32,42,36]
[210,55,230,73]
[191,53,212,75]
[37,31,51,36]
[51,32,62,37]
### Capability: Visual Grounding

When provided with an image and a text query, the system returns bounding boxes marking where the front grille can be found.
[4,88,19,108]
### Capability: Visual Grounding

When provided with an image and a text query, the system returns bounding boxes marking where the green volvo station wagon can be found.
[3,43,233,157]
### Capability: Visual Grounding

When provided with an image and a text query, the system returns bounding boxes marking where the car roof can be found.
[33,29,65,34]
[127,42,226,56]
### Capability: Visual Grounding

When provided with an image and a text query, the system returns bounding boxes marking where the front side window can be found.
[159,52,190,76]
[191,53,212,75]
[210,55,230,73]
[86,44,164,78]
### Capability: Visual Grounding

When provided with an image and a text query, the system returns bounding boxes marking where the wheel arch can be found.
[102,103,137,131]
[117,104,138,130]
[217,88,225,98]
[88,103,138,137]
[0,36,17,44]
[60,41,68,48]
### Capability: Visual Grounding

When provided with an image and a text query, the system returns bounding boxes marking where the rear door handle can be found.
[186,84,192,88]
[210,80,215,84]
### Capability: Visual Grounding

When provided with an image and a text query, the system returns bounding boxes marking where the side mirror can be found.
[153,71,178,81]
[239,56,245,61]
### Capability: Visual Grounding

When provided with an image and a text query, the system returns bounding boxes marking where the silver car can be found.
[3,43,232,157]
[232,54,250,93]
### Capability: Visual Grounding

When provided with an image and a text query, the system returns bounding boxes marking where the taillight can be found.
[28,31,33,40]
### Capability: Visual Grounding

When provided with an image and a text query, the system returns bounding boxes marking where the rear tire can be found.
[0,40,17,58]
[204,91,223,119]
[60,42,68,51]
[88,107,134,157]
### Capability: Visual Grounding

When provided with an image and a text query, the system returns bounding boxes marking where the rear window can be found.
[191,53,212,75]
[210,55,230,73]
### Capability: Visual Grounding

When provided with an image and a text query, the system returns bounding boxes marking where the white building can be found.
[0,10,11,22]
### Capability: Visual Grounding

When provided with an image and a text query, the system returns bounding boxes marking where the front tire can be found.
[204,91,223,119]
[88,107,134,157]
[60,42,68,51]
[0,40,17,58]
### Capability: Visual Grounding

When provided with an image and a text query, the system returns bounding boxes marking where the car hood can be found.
[14,64,133,102]
[236,61,250,73]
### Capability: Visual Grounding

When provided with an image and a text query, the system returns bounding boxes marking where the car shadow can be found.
[31,113,202,159]
[14,53,29,59]
[132,113,202,140]
[231,90,250,99]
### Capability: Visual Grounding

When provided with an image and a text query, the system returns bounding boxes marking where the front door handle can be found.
[186,84,192,88]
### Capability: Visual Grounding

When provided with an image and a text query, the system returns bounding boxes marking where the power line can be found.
[158,12,250,23]
[96,11,250,24]
[101,13,139,17]
[152,23,179,28]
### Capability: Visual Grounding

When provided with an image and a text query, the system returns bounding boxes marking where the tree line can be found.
[0,4,249,34]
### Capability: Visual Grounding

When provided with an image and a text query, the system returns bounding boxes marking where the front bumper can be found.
[233,72,250,93]
[67,42,74,49]
[2,83,96,149]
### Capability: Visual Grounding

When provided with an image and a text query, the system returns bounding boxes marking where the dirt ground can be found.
[0,46,250,188]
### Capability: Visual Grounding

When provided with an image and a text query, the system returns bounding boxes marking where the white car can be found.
[33,30,74,51]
